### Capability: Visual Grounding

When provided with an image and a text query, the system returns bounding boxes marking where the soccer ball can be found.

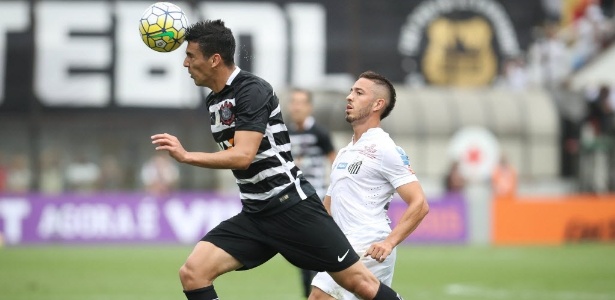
[139,2,189,52]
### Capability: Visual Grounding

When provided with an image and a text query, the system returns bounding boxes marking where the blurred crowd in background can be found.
[0,150,180,196]
[1,0,615,196]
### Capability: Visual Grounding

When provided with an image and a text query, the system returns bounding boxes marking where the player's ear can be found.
[211,54,221,67]
[373,98,386,111]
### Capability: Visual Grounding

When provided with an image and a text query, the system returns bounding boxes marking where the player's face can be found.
[183,41,215,88]
[345,78,376,124]
[289,91,312,124]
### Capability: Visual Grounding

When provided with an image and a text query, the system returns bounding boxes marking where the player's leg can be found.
[180,212,278,300]
[180,241,242,299]
[310,247,398,300]
[309,286,338,300]
[266,195,404,299]
[328,261,403,300]
[310,271,342,300]
[310,256,401,300]
[300,268,317,298]
[329,261,402,300]
[366,247,396,287]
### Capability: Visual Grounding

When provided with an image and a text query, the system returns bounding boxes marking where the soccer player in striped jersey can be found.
[151,20,408,300]
[309,71,430,300]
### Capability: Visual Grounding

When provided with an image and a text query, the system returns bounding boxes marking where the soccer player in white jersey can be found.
[309,71,430,300]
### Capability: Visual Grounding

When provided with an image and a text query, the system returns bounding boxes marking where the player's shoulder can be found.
[367,128,396,146]
[235,70,272,90]
[369,130,406,157]
[311,123,332,136]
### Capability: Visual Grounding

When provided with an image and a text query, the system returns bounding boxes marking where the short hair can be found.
[291,88,313,104]
[185,19,235,66]
[358,71,396,120]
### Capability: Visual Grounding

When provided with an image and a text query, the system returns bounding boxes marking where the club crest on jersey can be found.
[347,160,362,174]
[219,101,235,126]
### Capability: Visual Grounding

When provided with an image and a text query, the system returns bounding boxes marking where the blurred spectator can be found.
[443,161,466,194]
[286,88,336,199]
[541,0,563,21]
[587,85,614,135]
[65,153,101,193]
[502,57,529,91]
[527,21,571,88]
[580,85,615,193]
[98,154,125,191]
[140,153,179,195]
[568,0,613,69]
[552,79,588,177]
[0,152,7,192]
[491,154,518,200]
[6,154,32,194]
[39,148,64,195]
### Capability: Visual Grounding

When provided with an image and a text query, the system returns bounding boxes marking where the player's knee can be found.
[308,287,333,300]
[345,274,380,299]
[178,263,193,285]
[179,262,208,287]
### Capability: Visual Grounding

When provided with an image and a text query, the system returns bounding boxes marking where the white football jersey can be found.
[327,127,418,248]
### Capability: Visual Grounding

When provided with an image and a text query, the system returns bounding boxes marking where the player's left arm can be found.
[364,145,429,262]
[365,182,429,262]
[389,182,429,246]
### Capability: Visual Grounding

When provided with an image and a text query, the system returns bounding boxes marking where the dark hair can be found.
[291,88,313,104]
[359,71,396,120]
[185,19,235,66]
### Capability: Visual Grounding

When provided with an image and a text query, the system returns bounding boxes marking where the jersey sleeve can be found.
[380,145,418,188]
[234,81,270,133]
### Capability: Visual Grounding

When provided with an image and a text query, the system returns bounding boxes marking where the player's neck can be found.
[211,65,237,93]
[351,119,380,144]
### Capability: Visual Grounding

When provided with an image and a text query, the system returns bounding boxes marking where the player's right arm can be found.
[323,195,332,215]
[151,130,261,170]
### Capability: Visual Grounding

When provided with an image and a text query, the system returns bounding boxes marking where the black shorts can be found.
[202,194,359,272]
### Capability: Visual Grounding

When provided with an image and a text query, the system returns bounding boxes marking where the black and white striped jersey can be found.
[288,116,335,199]
[206,68,316,214]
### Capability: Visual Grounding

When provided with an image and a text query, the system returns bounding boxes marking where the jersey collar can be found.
[352,127,383,144]
[225,66,241,86]
[302,116,315,131]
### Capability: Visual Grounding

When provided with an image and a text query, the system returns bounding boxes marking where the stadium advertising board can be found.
[0,192,468,245]
[493,195,615,245]
[0,0,544,110]
[0,193,243,245]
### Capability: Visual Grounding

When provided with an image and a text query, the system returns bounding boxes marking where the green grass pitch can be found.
[1,244,614,300]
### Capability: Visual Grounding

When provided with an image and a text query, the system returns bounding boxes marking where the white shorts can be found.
[311,247,397,300]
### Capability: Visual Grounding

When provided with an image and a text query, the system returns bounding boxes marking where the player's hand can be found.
[364,241,394,263]
[151,133,188,162]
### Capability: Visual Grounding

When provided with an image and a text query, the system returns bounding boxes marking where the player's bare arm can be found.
[151,130,262,170]
[364,181,429,262]
[323,195,332,215]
